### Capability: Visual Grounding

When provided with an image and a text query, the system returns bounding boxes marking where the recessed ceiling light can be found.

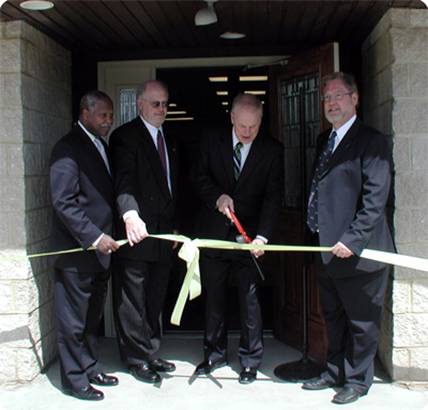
[244,90,266,95]
[20,0,54,10]
[165,117,194,121]
[216,91,228,96]
[220,32,246,40]
[239,76,268,82]
[169,103,177,107]
[167,111,187,115]
[221,101,229,106]
[209,76,228,82]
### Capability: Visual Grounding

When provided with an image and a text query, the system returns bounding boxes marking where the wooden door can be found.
[270,43,338,362]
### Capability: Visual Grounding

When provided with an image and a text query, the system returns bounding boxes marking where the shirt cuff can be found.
[92,233,104,247]
[123,210,139,222]
[255,235,268,244]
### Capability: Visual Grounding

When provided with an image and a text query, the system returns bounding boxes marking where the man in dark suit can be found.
[50,90,120,401]
[193,93,283,384]
[302,72,394,405]
[109,80,178,384]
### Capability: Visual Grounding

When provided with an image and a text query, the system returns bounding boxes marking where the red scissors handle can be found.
[228,209,252,243]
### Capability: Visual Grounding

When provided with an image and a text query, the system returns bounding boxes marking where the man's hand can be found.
[251,238,265,258]
[97,234,120,255]
[124,215,149,246]
[216,194,234,216]
[331,241,354,258]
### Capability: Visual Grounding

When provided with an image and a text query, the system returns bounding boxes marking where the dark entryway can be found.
[157,66,277,333]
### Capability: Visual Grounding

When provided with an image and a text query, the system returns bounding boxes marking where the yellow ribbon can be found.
[20,234,428,326]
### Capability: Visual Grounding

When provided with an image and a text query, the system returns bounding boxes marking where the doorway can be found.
[156,65,276,333]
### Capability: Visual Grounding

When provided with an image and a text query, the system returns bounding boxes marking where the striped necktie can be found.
[306,130,337,233]
[233,142,243,180]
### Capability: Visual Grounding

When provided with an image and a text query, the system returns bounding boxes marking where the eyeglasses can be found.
[321,92,353,102]
[143,99,168,108]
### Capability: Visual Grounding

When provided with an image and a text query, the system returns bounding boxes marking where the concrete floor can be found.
[0,335,427,410]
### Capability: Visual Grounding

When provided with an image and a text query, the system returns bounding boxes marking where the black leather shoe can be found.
[302,377,335,390]
[239,367,257,384]
[194,359,227,375]
[149,358,176,373]
[89,372,119,386]
[332,387,364,404]
[63,385,104,401]
[129,363,161,384]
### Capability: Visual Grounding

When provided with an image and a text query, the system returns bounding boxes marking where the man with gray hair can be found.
[109,80,178,384]
[193,93,283,384]
[50,90,119,401]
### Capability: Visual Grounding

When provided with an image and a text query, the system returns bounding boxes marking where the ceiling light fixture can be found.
[216,91,228,96]
[209,76,228,82]
[239,75,268,82]
[167,111,187,115]
[220,32,246,40]
[244,90,266,95]
[169,103,177,107]
[20,0,54,10]
[165,117,194,122]
[221,101,229,106]
[195,0,218,26]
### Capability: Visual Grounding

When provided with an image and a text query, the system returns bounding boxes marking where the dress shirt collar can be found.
[78,120,101,144]
[332,114,357,151]
[140,115,163,142]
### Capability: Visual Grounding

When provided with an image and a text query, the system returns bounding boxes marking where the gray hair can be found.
[79,90,112,115]
[321,72,358,93]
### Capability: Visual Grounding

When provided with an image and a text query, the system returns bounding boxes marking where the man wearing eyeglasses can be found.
[302,72,394,405]
[109,80,178,384]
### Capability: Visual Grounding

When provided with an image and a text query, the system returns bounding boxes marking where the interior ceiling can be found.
[1,0,426,60]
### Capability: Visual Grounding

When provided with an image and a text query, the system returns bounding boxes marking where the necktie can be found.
[233,142,243,180]
[157,129,167,176]
[93,137,111,174]
[307,130,337,233]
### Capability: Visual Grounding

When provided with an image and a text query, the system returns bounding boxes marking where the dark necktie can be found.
[307,130,337,233]
[233,142,243,180]
[157,129,167,176]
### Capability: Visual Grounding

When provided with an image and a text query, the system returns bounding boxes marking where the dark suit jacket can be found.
[194,129,283,244]
[109,116,178,261]
[314,118,395,275]
[49,125,115,272]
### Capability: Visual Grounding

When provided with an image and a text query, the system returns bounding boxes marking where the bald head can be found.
[231,93,263,144]
[136,80,169,128]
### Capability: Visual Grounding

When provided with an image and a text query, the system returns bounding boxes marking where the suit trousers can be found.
[54,268,109,390]
[200,251,263,369]
[315,256,388,393]
[113,257,172,365]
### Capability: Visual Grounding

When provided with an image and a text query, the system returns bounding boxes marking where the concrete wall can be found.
[0,20,71,385]
[362,8,428,381]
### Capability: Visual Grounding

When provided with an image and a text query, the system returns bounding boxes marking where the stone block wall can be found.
[0,20,71,385]
[362,9,428,381]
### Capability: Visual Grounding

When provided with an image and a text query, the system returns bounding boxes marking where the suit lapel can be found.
[219,133,235,188]
[321,119,361,178]
[135,118,171,199]
[76,127,112,181]
[236,136,263,187]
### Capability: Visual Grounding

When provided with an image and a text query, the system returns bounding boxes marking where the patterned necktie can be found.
[307,130,337,233]
[157,129,167,176]
[93,137,111,174]
[233,142,243,180]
